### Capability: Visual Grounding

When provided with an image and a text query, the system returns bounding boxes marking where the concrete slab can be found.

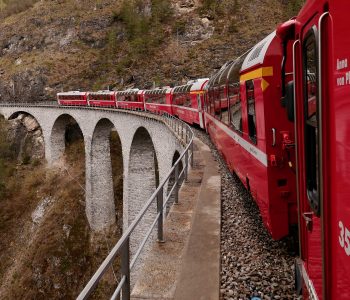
[173,141,221,300]
[131,137,221,300]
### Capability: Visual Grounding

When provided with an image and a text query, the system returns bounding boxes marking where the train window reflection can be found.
[229,82,242,133]
[246,80,257,144]
[303,29,320,216]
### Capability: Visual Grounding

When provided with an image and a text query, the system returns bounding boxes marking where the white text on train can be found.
[337,58,348,70]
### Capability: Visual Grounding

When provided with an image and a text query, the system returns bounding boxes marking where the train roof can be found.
[172,84,192,94]
[116,89,141,96]
[241,31,276,72]
[57,91,87,95]
[206,31,277,88]
[88,90,116,95]
[144,87,171,95]
[206,49,250,88]
[189,78,209,91]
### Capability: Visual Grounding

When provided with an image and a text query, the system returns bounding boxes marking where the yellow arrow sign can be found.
[261,78,270,92]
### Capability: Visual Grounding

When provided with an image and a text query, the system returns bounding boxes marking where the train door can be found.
[295,10,332,299]
[321,4,350,299]
[197,94,204,128]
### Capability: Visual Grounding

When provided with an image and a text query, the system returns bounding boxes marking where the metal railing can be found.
[0,102,194,299]
[77,111,194,300]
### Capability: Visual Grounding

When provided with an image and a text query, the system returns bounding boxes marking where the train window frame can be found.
[220,84,230,125]
[208,89,215,115]
[302,26,321,216]
[213,87,221,120]
[229,82,242,134]
[246,79,257,144]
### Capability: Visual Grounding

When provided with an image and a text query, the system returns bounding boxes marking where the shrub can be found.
[113,0,173,57]
[22,155,31,165]
[0,0,40,18]
[283,0,305,18]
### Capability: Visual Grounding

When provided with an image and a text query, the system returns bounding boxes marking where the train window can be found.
[220,85,229,125]
[303,28,320,216]
[184,95,191,107]
[229,82,242,133]
[246,80,257,144]
[146,95,153,103]
[174,94,183,106]
[214,88,221,119]
[211,90,216,115]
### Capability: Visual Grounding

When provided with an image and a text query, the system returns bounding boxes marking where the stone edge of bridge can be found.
[131,136,221,300]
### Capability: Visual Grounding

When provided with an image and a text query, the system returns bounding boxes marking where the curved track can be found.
[194,128,298,300]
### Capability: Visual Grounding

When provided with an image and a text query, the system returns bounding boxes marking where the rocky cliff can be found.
[0,0,304,102]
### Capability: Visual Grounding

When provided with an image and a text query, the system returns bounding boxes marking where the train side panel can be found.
[294,1,350,299]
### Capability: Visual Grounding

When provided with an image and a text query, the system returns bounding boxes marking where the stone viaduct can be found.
[0,104,186,253]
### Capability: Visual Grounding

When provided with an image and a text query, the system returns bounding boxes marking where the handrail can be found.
[77,111,193,300]
[0,102,194,299]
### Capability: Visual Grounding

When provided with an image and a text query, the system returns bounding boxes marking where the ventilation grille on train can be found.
[248,43,266,63]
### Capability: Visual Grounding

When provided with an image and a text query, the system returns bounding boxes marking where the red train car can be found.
[172,78,208,128]
[144,87,172,115]
[57,91,88,106]
[116,89,144,110]
[205,30,297,240]
[278,1,350,298]
[88,90,116,107]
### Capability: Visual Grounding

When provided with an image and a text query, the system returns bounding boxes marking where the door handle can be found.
[272,128,276,147]
[302,212,313,232]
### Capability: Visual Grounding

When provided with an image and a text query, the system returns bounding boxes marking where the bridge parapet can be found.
[0,103,194,299]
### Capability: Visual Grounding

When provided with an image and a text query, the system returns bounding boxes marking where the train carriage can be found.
[144,87,172,115]
[57,91,88,106]
[279,1,350,298]
[88,90,116,107]
[205,30,297,240]
[116,89,144,110]
[172,78,208,128]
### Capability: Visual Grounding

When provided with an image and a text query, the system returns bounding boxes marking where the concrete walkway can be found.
[131,137,221,300]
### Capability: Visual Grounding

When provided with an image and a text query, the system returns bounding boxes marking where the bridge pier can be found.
[0,105,185,247]
[85,119,117,231]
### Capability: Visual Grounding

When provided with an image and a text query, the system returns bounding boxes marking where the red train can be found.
[205,30,297,241]
[282,1,350,299]
[57,1,350,297]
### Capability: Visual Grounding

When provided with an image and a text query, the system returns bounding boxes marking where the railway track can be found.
[194,128,299,300]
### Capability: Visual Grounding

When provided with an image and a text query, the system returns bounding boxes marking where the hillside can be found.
[0,115,124,298]
[0,0,304,102]
[0,0,305,298]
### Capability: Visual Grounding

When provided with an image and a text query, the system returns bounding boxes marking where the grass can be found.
[0,0,39,19]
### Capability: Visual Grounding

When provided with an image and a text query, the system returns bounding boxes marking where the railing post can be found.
[191,141,194,168]
[182,123,184,139]
[121,238,130,300]
[185,151,188,181]
[157,186,165,243]
[174,164,179,204]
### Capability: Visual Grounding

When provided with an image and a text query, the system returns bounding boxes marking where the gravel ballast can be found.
[194,129,299,300]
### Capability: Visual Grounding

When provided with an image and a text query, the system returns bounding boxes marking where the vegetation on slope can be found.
[0,0,304,101]
[0,0,39,18]
[0,0,305,297]
[0,117,124,299]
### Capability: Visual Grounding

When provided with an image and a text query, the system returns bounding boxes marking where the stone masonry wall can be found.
[0,106,185,249]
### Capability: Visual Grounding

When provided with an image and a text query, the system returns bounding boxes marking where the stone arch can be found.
[6,111,44,162]
[127,126,159,254]
[50,114,84,164]
[86,118,123,231]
